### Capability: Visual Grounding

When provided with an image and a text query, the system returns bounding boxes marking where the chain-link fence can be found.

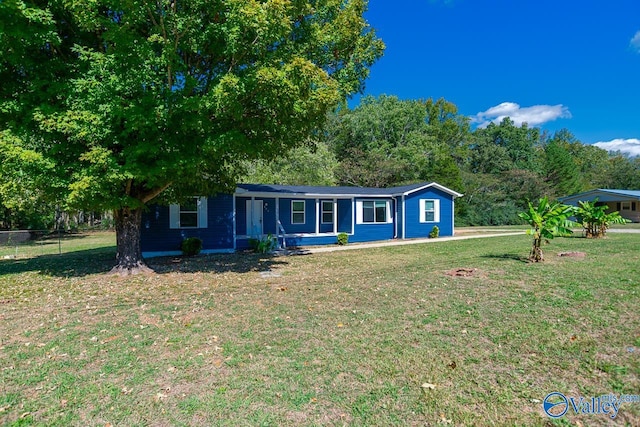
[0,230,64,259]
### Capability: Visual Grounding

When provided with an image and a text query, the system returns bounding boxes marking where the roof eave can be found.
[398,182,464,198]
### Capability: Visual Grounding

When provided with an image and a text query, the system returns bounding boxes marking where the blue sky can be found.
[355,0,640,156]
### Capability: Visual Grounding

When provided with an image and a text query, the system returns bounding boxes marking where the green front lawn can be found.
[1,233,638,425]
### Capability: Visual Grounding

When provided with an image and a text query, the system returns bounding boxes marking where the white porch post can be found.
[351,198,355,235]
[251,196,255,236]
[333,198,338,234]
[315,198,320,234]
[452,198,455,236]
[402,195,406,239]
[232,195,237,249]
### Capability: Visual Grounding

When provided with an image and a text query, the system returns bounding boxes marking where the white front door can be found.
[246,200,263,237]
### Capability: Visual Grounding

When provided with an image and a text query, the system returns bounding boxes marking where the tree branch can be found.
[140,182,172,204]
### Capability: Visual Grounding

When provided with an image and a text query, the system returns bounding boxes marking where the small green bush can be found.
[250,234,277,253]
[181,237,203,256]
[337,232,349,245]
[429,226,439,239]
[248,238,259,251]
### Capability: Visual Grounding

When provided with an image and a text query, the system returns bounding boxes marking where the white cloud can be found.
[593,138,640,157]
[630,31,640,53]
[472,102,572,128]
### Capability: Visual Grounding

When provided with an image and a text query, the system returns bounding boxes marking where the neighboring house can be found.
[141,182,463,258]
[559,189,640,223]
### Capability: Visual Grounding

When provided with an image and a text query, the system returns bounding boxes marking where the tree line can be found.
[244,95,640,226]
[3,94,638,231]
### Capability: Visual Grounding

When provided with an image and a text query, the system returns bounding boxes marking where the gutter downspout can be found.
[392,196,398,239]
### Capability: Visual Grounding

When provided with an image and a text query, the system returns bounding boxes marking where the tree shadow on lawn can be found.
[148,252,289,275]
[480,253,530,263]
[0,247,289,277]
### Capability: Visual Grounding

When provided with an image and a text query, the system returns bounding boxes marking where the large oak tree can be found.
[0,0,384,273]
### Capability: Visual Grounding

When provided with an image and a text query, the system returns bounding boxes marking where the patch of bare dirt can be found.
[444,268,486,278]
[557,251,586,258]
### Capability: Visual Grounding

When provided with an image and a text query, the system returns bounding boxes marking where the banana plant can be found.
[518,197,576,262]
[575,199,628,238]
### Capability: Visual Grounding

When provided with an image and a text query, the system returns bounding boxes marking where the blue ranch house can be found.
[140,182,463,258]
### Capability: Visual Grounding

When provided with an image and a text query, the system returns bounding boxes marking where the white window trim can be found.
[621,201,632,211]
[356,200,392,224]
[420,199,440,223]
[321,201,334,224]
[169,196,208,229]
[291,200,306,224]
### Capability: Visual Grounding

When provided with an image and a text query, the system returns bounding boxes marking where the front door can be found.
[246,200,263,237]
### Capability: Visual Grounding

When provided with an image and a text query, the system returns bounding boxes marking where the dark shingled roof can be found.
[236,182,463,197]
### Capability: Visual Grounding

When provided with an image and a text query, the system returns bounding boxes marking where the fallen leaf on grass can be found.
[154,392,168,402]
[448,361,456,369]
[101,335,120,344]
[438,413,452,424]
[121,387,132,395]
[421,383,436,390]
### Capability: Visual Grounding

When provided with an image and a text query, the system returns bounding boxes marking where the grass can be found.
[0,231,639,426]
[0,231,116,260]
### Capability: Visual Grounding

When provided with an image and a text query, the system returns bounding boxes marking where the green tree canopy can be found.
[543,135,583,196]
[242,139,338,186]
[0,0,384,273]
[471,118,541,172]
[325,95,466,190]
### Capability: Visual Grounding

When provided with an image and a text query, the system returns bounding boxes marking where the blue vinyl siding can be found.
[141,194,234,253]
[279,198,316,233]
[284,235,340,247]
[262,198,276,234]
[337,199,352,233]
[404,187,453,238]
[235,197,249,236]
[351,223,394,242]
[352,197,394,242]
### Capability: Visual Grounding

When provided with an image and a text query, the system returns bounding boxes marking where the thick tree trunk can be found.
[110,207,154,275]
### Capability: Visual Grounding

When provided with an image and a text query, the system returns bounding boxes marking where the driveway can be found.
[287,231,525,254]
